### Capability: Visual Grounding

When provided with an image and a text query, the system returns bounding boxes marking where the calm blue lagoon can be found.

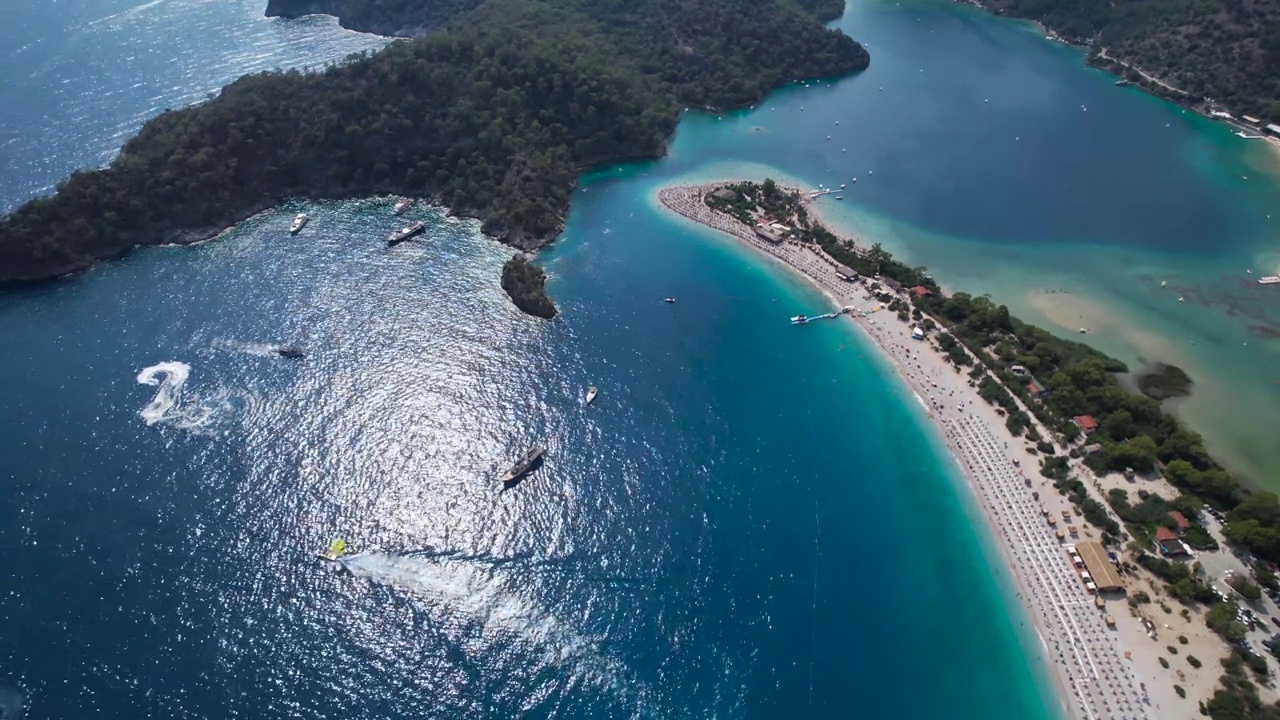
[4,0,1276,717]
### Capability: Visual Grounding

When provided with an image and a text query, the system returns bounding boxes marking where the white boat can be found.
[289,213,308,234]
[393,198,413,215]
[585,386,598,405]
[835,195,844,200]
[791,315,809,325]
[1260,276,1280,285]
[1160,280,1167,287]
[387,221,426,246]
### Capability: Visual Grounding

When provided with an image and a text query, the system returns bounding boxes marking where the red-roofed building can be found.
[1073,415,1099,435]
[1028,381,1049,398]
[1168,511,1191,532]
[909,285,934,298]
[1155,526,1191,557]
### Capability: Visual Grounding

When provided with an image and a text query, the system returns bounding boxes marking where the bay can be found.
[6,0,1278,716]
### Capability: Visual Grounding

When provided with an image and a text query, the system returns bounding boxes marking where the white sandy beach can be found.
[656,182,1179,720]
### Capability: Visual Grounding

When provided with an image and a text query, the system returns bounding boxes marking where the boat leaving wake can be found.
[135,362,229,430]
[339,552,650,708]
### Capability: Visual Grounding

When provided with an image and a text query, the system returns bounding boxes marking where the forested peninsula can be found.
[975,0,1280,121]
[0,0,868,285]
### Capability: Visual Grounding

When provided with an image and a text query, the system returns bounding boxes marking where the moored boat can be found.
[791,315,809,325]
[289,213,308,234]
[387,221,426,246]
[393,198,413,215]
[1260,276,1280,285]
[585,386,598,405]
[501,446,545,485]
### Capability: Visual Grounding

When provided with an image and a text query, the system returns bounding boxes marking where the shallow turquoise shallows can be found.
[5,0,1276,716]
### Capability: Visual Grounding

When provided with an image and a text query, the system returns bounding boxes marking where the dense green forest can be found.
[984,0,1280,119]
[0,0,868,284]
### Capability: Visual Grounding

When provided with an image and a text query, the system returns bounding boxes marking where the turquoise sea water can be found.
[4,0,1277,716]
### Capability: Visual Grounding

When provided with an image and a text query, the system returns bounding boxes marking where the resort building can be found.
[1073,415,1100,436]
[881,277,903,293]
[835,265,859,281]
[909,285,934,298]
[1075,541,1125,593]
[1268,124,1280,136]
[1168,511,1191,534]
[754,225,785,243]
[1155,526,1192,558]
[1241,115,1262,125]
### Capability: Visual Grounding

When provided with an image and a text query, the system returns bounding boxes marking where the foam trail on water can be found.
[84,0,165,28]
[339,552,651,710]
[136,362,191,426]
[135,362,231,431]
[212,338,278,357]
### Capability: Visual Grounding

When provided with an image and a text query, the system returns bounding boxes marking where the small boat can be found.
[835,195,844,200]
[501,446,545,485]
[585,386,598,405]
[791,315,809,325]
[1160,280,1167,287]
[1178,296,1186,303]
[317,538,349,561]
[840,183,846,189]
[1115,79,1131,87]
[1259,276,1280,285]
[664,297,676,303]
[275,345,306,359]
[289,213,308,234]
[1078,328,1087,334]
[387,221,426,246]
[393,198,413,215]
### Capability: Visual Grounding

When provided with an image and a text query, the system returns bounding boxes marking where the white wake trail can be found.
[136,361,233,430]
[136,361,191,426]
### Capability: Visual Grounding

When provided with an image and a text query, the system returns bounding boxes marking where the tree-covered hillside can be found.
[0,0,867,284]
[985,0,1280,119]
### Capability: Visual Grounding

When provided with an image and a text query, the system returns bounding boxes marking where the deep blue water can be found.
[7,0,1278,717]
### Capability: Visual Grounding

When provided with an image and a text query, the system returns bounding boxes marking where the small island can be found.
[1137,362,1193,400]
[501,255,556,320]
